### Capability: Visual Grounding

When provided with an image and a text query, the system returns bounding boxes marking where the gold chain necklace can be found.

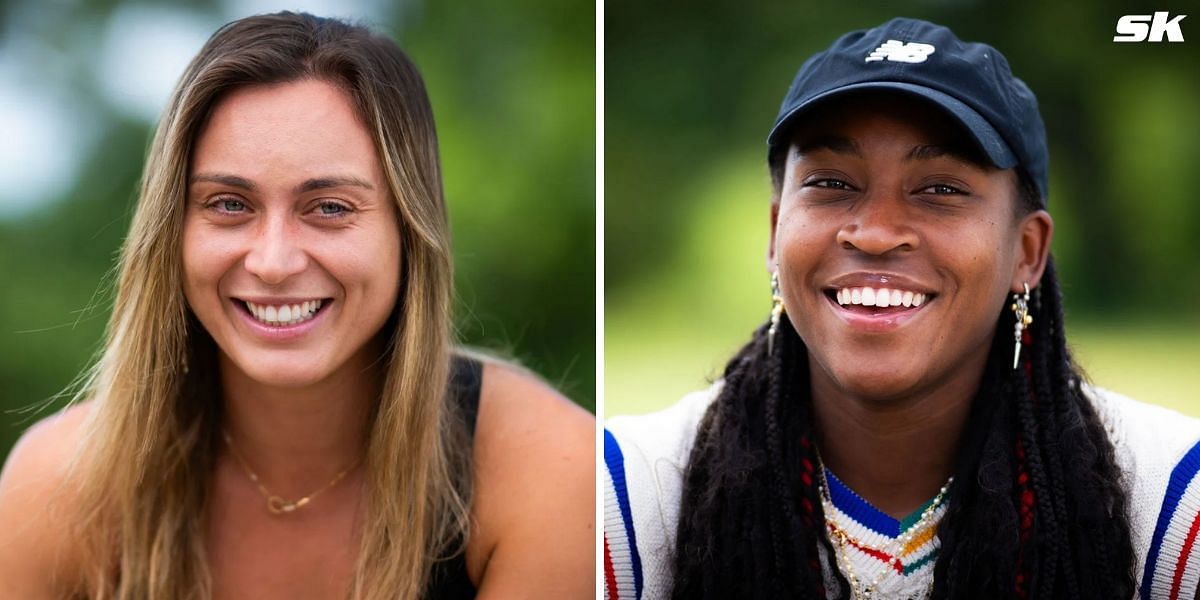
[818,463,951,600]
[221,429,361,515]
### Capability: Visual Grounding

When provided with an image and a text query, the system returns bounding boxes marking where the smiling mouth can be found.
[235,298,333,327]
[824,286,935,314]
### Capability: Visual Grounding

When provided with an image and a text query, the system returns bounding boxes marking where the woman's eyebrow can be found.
[190,172,256,191]
[795,134,861,157]
[187,173,375,193]
[297,176,375,193]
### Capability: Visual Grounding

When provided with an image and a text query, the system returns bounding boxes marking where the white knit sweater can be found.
[603,385,1200,600]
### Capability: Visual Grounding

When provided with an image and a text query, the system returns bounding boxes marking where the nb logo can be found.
[1114,12,1186,42]
[865,40,936,64]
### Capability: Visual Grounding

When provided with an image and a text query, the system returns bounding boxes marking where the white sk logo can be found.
[1113,12,1186,42]
[865,40,936,64]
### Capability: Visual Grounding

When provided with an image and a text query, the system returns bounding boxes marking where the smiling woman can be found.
[184,80,404,391]
[604,18,1200,600]
[0,12,593,600]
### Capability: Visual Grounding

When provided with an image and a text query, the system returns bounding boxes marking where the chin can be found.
[226,351,334,389]
[823,358,925,403]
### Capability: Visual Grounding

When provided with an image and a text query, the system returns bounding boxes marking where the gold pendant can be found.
[267,495,296,514]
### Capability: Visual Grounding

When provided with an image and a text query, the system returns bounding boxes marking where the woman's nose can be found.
[243,217,308,285]
[835,191,919,256]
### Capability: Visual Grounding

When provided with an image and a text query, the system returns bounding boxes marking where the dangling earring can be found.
[1011,282,1033,369]
[768,271,785,355]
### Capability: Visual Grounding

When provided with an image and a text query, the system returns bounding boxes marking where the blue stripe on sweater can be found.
[825,468,901,538]
[605,428,643,599]
[1141,439,1200,600]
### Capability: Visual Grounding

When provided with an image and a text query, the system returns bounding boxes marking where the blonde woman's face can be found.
[183,79,401,389]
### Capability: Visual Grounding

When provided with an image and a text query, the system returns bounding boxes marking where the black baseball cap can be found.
[767,17,1049,202]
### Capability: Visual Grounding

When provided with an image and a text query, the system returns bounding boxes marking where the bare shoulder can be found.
[0,402,93,597]
[466,360,595,599]
[477,360,593,444]
[473,361,594,497]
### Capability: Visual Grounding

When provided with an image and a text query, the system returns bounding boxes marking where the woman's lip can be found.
[824,291,929,333]
[825,273,937,296]
[234,295,333,305]
[232,298,330,341]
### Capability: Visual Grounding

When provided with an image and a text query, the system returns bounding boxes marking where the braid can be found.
[673,261,1135,599]
[672,317,848,599]
[1013,333,1059,597]
[1031,261,1134,597]
[933,328,1020,597]
[935,259,1134,599]
[1014,438,1034,599]
[764,327,803,596]
[779,320,845,598]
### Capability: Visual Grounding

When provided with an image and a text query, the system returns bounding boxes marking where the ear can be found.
[1010,209,1053,293]
[766,194,781,273]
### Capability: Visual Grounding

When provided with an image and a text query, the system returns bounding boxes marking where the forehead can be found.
[191,79,382,182]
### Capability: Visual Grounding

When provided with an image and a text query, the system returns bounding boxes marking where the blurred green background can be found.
[606,1,1200,417]
[0,0,595,464]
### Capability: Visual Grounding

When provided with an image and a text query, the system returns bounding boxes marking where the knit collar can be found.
[823,467,942,538]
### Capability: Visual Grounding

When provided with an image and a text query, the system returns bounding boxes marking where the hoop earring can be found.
[1011,282,1033,369]
[768,271,785,355]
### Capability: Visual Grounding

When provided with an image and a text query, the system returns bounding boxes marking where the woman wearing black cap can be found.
[604,18,1200,600]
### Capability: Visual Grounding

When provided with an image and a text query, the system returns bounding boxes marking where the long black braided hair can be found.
[670,173,1136,599]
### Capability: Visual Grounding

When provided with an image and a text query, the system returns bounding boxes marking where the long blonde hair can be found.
[69,12,468,599]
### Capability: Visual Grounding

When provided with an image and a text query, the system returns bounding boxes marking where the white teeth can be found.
[242,299,325,326]
[875,289,890,307]
[833,287,931,309]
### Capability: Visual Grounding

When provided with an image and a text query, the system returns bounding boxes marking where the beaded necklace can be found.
[817,462,952,600]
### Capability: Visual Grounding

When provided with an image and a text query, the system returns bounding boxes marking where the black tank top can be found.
[424,356,482,599]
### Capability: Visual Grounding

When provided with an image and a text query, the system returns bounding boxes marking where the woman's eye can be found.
[807,179,852,190]
[208,197,246,213]
[315,201,351,216]
[921,183,966,195]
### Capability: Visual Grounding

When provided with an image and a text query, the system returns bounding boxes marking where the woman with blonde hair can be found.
[0,12,594,599]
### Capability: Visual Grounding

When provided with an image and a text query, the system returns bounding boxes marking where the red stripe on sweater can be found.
[604,534,619,600]
[829,523,903,574]
[1168,506,1200,600]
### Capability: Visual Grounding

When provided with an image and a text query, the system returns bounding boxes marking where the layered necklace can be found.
[221,429,362,515]
[817,462,952,600]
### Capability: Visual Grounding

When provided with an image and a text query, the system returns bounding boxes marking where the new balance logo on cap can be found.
[865,40,936,63]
